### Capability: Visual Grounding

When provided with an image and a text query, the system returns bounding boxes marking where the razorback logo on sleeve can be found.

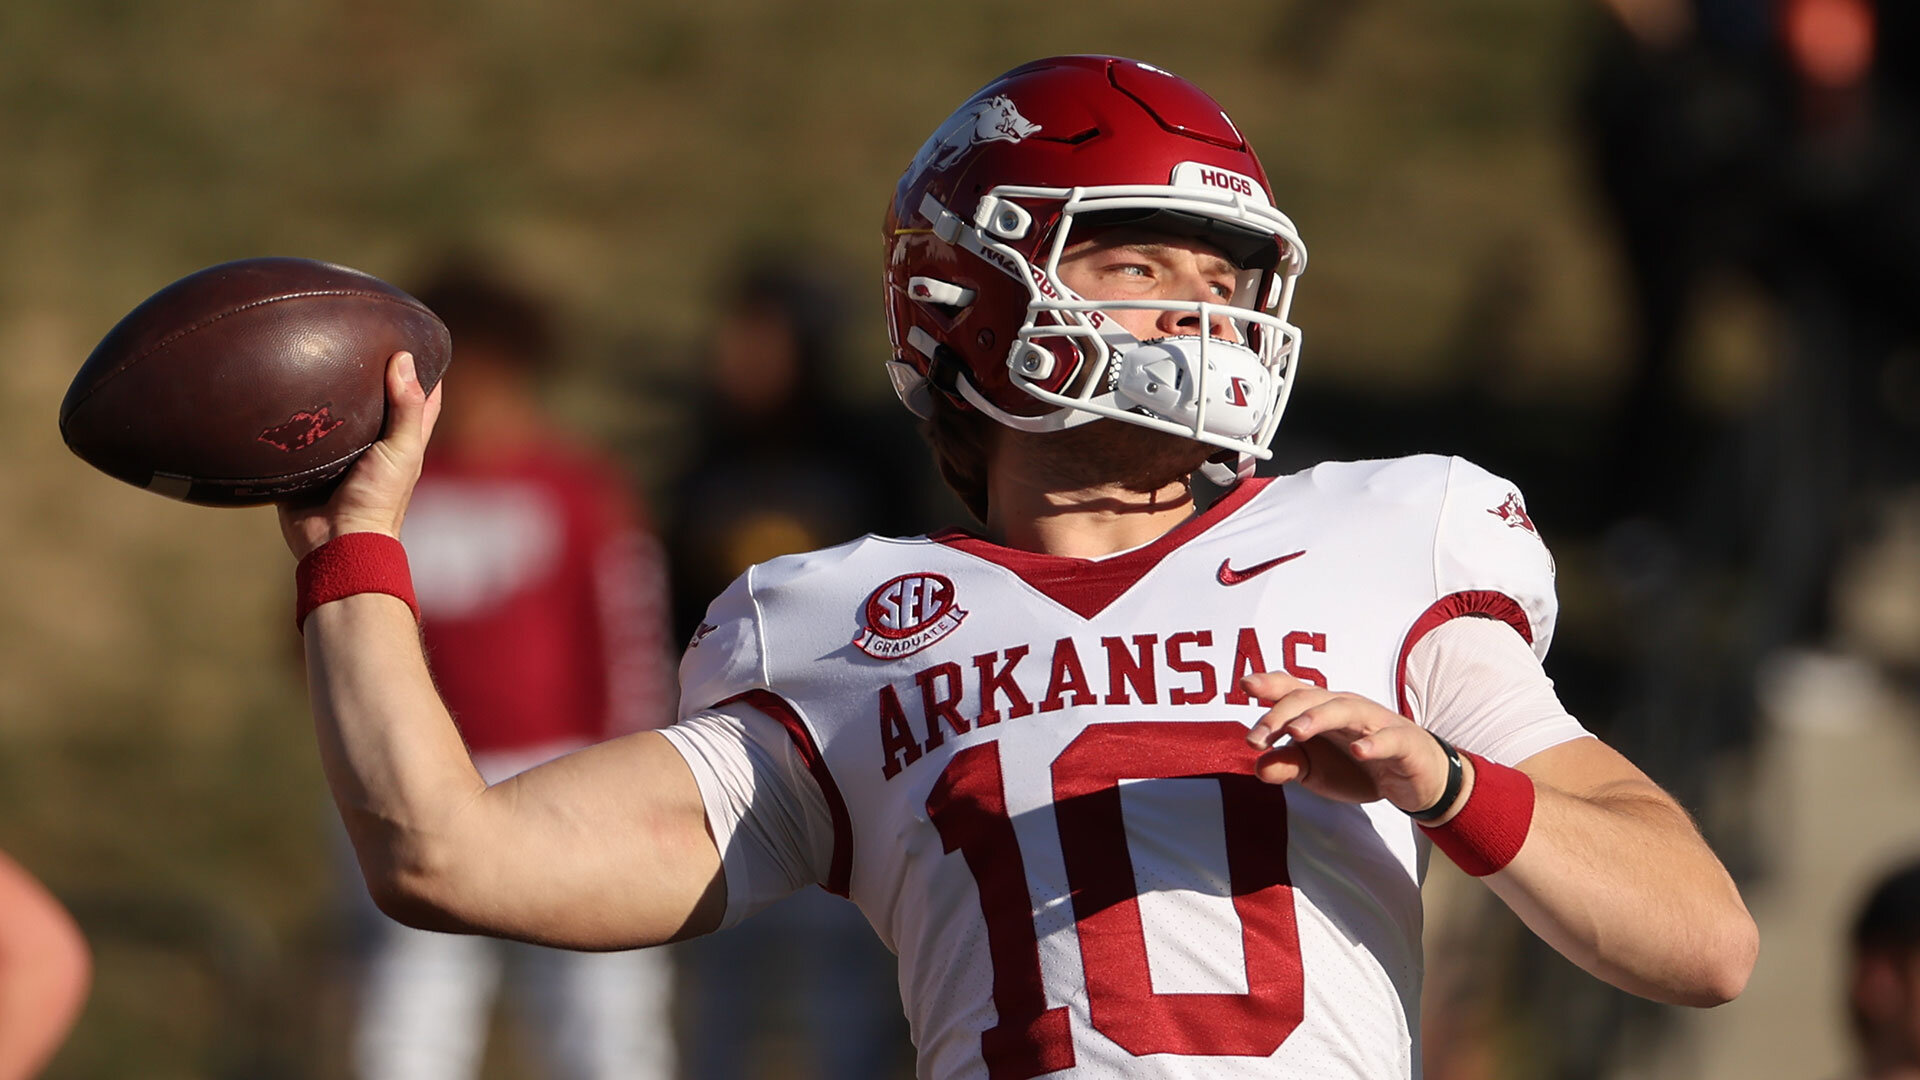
[853,573,969,660]
[1487,492,1536,534]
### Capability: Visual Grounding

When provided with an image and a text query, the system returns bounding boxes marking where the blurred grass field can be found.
[0,2,1627,1076]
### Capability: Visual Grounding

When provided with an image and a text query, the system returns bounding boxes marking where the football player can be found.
[284,55,1757,1078]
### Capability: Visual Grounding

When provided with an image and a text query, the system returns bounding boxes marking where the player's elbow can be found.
[1679,909,1759,1007]
[356,834,481,933]
[365,869,458,931]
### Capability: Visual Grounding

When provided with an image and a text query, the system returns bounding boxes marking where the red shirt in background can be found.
[402,439,672,756]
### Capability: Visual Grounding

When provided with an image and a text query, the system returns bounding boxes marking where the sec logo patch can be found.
[853,573,968,660]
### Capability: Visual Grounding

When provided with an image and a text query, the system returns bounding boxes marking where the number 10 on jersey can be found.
[927,721,1305,1079]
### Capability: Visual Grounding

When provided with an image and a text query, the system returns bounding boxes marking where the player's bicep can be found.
[455,730,726,948]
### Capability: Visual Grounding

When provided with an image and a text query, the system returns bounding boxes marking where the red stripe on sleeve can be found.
[1393,590,1533,719]
[718,689,854,897]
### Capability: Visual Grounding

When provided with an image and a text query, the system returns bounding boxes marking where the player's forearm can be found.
[1483,781,1757,1007]
[304,597,725,945]
[301,593,490,919]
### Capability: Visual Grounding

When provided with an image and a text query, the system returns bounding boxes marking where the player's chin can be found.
[1046,419,1216,493]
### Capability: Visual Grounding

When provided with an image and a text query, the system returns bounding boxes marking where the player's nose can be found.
[1155,274,1237,341]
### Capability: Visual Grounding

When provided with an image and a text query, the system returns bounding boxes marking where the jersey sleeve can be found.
[659,705,836,928]
[676,570,769,720]
[661,568,841,928]
[1426,456,1558,660]
[1396,457,1584,762]
[1402,616,1592,765]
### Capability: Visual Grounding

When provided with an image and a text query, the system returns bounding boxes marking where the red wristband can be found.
[1420,750,1534,876]
[294,532,419,632]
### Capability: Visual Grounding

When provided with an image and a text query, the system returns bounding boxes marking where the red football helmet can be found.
[883,55,1307,478]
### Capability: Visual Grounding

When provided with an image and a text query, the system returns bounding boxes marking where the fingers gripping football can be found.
[1241,671,1452,813]
[278,352,444,559]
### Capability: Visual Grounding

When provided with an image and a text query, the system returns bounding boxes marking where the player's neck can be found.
[981,421,1209,557]
[984,469,1197,559]
[986,482,1195,558]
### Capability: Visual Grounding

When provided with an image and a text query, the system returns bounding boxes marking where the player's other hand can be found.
[278,351,443,559]
[1240,671,1456,815]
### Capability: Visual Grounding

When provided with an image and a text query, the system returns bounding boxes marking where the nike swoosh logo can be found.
[1217,550,1307,586]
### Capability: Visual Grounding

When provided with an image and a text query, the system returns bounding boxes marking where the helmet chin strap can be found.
[1197,450,1257,488]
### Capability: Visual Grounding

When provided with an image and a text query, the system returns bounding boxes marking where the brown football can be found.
[59,257,450,506]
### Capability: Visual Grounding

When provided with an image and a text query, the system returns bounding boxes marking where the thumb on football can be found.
[382,351,443,456]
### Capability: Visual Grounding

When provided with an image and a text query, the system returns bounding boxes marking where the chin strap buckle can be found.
[1198,451,1255,488]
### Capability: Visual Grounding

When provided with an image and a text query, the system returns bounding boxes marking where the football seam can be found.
[153,447,365,487]
[62,289,434,422]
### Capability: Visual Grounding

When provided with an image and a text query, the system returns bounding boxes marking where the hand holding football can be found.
[59,257,451,506]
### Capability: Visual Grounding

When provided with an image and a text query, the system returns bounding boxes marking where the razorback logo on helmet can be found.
[1488,491,1537,534]
[853,573,969,660]
[915,95,1041,175]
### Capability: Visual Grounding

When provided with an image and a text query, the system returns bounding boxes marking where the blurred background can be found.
[5,0,1920,1077]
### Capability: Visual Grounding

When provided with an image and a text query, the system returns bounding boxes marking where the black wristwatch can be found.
[1407,731,1465,823]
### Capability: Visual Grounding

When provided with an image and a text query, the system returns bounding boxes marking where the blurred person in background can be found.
[1844,859,1920,1080]
[1580,0,1920,622]
[0,850,88,1080]
[666,258,923,1079]
[1458,6,1920,1076]
[665,256,939,642]
[343,263,679,1080]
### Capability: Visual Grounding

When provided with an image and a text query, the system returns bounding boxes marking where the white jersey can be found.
[661,455,1585,1080]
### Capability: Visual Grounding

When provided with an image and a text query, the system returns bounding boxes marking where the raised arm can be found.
[286,353,723,949]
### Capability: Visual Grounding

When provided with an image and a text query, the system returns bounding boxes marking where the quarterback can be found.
[285,56,1757,1078]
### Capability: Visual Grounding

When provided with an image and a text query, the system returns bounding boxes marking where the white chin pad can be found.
[1112,335,1270,440]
